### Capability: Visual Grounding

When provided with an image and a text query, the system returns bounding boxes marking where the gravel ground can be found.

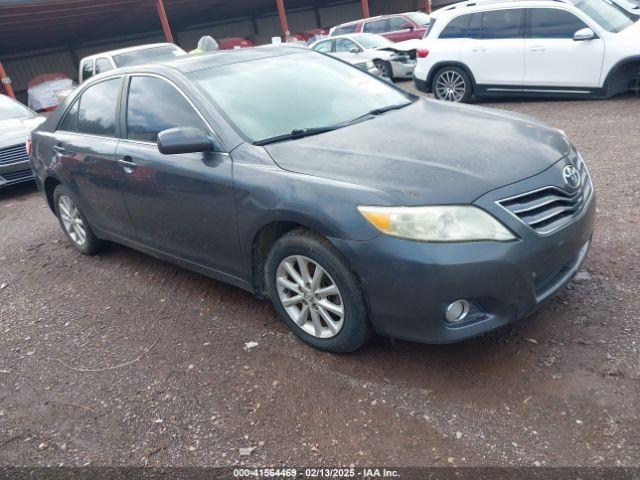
[0,85,639,468]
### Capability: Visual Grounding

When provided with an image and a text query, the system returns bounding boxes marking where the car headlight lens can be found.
[357,205,516,242]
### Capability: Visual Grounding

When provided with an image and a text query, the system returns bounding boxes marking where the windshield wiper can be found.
[254,102,412,146]
[254,126,339,146]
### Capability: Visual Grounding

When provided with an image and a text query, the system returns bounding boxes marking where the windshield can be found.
[113,45,185,67]
[406,12,431,26]
[189,52,411,143]
[354,34,394,49]
[0,95,34,120]
[572,0,634,31]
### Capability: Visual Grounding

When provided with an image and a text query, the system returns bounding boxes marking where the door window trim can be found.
[121,73,228,154]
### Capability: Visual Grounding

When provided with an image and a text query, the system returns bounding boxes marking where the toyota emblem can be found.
[562,164,581,189]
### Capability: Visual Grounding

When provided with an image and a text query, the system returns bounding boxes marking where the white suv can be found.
[413,0,640,102]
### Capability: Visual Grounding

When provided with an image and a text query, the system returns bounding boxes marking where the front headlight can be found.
[366,60,375,70]
[357,205,516,242]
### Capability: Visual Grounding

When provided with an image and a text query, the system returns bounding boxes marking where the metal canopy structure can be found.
[0,0,431,98]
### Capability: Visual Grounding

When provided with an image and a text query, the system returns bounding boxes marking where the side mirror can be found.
[573,27,595,41]
[407,25,415,31]
[349,47,359,54]
[157,127,216,155]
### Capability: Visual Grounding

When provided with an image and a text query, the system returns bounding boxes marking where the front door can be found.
[524,8,605,89]
[116,75,241,277]
[461,9,525,88]
[53,77,135,237]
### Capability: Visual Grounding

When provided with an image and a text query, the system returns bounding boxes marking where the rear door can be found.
[524,8,605,88]
[115,74,241,276]
[53,76,135,237]
[461,9,525,89]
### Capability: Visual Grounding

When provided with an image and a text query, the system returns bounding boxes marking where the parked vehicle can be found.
[330,12,431,41]
[78,43,186,83]
[0,95,45,188]
[310,33,417,79]
[413,0,639,101]
[217,37,255,50]
[27,73,75,113]
[609,0,640,19]
[30,47,595,352]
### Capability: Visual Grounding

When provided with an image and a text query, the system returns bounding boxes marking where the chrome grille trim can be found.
[0,144,29,166]
[497,153,593,236]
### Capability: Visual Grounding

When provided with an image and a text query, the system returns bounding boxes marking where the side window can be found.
[363,19,388,33]
[126,76,207,143]
[529,8,588,38]
[480,9,523,39]
[77,78,121,137]
[388,16,413,31]
[334,24,358,35]
[439,14,471,39]
[95,58,113,74]
[59,100,79,132]
[81,60,94,81]
[468,13,482,39]
[313,40,333,53]
[334,39,359,53]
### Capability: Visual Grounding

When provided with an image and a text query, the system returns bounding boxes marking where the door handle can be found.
[472,47,486,53]
[529,46,546,52]
[53,145,66,154]
[117,156,138,172]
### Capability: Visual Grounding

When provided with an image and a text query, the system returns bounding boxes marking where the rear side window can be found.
[59,100,79,132]
[528,8,588,38]
[80,60,93,81]
[313,40,333,53]
[439,14,471,38]
[126,76,207,142]
[95,58,113,74]
[388,16,413,31]
[480,9,523,39]
[77,78,121,137]
[363,19,388,33]
[333,24,358,35]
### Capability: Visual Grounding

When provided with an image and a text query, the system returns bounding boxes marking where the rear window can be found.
[363,19,388,33]
[77,78,121,137]
[113,45,185,67]
[439,14,471,38]
[479,9,523,39]
[332,24,358,35]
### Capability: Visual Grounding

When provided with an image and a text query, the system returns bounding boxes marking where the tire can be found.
[432,66,472,103]
[53,185,104,255]
[265,229,371,353]
[374,60,393,81]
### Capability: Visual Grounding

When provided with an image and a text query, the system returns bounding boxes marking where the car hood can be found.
[0,116,46,149]
[264,99,570,205]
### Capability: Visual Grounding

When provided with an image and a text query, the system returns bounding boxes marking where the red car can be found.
[329,12,430,42]
[217,37,255,50]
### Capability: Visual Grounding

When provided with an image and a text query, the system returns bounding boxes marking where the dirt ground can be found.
[1,85,639,469]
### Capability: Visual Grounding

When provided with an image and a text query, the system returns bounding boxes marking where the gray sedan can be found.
[30,48,594,352]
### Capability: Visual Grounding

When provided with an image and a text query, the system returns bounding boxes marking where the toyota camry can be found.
[29,47,595,352]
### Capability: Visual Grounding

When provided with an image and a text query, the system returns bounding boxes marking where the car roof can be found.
[432,0,575,18]
[335,11,418,27]
[82,43,179,60]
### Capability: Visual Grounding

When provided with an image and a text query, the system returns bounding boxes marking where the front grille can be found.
[498,153,592,235]
[1,169,33,184]
[0,144,29,166]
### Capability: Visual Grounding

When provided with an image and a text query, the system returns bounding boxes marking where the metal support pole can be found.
[155,0,175,44]
[275,0,290,37]
[426,0,431,14]
[0,61,16,99]
[361,0,370,18]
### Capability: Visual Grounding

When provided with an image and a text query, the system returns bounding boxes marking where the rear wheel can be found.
[432,66,472,103]
[53,185,104,255]
[265,229,371,353]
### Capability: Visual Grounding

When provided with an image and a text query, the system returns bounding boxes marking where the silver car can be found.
[0,95,45,188]
[310,33,416,80]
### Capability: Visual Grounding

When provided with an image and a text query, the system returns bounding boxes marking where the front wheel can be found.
[432,66,472,103]
[265,229,371,353]
[374,60,393,81]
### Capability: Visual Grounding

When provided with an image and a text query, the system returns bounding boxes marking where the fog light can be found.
[444,300,470,323]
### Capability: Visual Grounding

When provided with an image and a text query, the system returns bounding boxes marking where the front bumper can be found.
[331,183,596,344]
[0,160,34,187]
[390,60,416,79]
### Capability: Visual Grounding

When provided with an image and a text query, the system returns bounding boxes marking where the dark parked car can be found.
[29,48,595,353]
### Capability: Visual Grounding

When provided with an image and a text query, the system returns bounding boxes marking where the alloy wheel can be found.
[435,70,466,102]
[58,195,87,246]
[275,255,345,339]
